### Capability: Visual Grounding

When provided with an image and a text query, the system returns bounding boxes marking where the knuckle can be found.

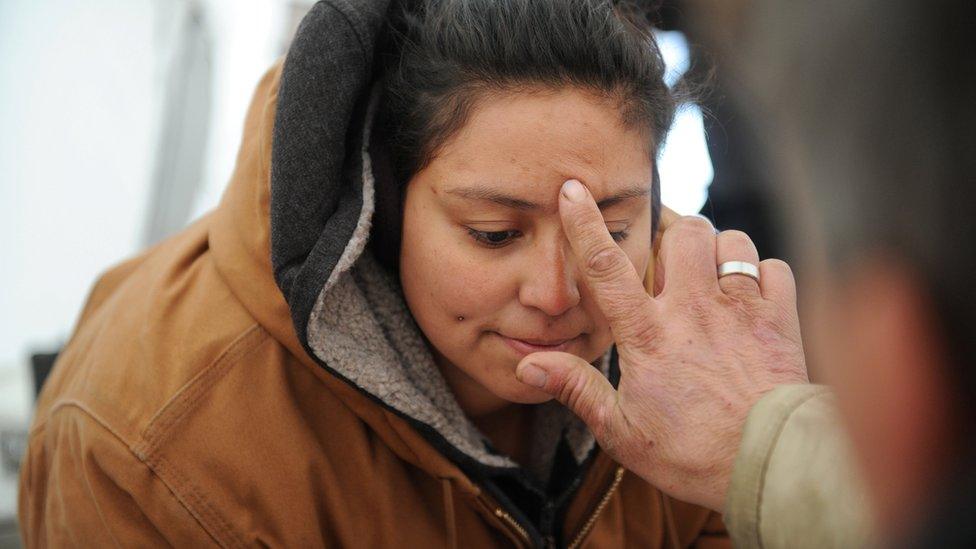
[559,369,598,422]
[719,291,762,314]
[719,273,761,293]
[575,205,610,232]
[672,215,716,237]
[558,370,585,409]
[585,245,631,278]
[661,217,716,259]
[720,286,766,308]
[589,402,615,443]
[719,230,756,251]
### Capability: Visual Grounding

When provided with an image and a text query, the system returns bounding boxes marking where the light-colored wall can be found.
[0,0,159,379]
[0,0,291,378]
[0,1,292,533]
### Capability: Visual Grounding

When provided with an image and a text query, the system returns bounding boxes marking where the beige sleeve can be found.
[723,385,876,548]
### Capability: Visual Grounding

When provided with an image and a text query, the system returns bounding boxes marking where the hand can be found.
[515,179,808,511]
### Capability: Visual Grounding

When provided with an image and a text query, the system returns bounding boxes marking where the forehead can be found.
[424,88,654,204]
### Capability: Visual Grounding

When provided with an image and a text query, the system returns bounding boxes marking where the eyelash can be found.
[466,227,630,248]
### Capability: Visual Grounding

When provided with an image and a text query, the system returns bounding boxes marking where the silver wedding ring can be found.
[718,261,760,282]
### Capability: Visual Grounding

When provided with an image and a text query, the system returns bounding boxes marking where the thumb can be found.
[516,352,621,440]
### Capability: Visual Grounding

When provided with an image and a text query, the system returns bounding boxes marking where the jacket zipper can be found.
[566,466,626,549]
[486,464,625,548]
[493,507,532,545]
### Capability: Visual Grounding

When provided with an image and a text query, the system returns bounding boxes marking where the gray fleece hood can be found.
[268,0,613,481]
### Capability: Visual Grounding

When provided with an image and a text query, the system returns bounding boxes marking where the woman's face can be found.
[399,88,654,413]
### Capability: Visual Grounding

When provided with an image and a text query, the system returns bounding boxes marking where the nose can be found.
[518,233,580,317]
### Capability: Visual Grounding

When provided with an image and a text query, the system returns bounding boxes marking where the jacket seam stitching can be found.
[752,389,828,549]
[130,324,269,548]
[137,446,245,548]
[44,399,132,446]
[38,403,234,547]
[140,324,267,446]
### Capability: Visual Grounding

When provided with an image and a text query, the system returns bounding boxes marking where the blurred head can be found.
[378,0,674,414]
[716,0,976,538]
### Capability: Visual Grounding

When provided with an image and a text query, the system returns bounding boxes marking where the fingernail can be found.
[517,363,548,388]
[561,179,586,203]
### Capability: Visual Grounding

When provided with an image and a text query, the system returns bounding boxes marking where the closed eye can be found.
[465,227,629,248]
[467,228,522,248]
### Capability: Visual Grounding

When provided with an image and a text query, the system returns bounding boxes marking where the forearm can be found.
[724,385,875,548]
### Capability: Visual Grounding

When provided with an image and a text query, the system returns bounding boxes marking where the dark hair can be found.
[383,0,673,170]
[375,0,674,239]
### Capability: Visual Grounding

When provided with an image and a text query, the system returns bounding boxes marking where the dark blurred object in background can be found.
[687,0,976,546]
[29,352,58,398]
[0,431,26,480]
[657,0,784,262]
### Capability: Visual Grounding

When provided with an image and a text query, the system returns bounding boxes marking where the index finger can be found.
[559,179,655,342]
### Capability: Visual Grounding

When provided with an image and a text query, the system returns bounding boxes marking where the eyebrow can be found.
[445,184,651,211]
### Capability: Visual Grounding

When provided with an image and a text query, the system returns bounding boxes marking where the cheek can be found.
[399,207,510,334]
[404,252,502,324]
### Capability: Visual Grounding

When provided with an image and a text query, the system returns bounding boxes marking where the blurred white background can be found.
[0,1,710,543]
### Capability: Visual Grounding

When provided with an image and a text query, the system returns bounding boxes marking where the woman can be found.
[19,0,728,546]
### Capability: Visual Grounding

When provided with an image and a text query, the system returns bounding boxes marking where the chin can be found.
[492,378,554,405]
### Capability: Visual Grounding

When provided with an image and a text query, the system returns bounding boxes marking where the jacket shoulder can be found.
[32,215,270,447]
[22,217,376,545]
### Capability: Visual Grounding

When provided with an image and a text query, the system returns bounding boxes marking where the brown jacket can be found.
[19,3,728,547]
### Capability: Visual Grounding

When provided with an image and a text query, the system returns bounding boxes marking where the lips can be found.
[495,332,580,356]
[514,336,574,346]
